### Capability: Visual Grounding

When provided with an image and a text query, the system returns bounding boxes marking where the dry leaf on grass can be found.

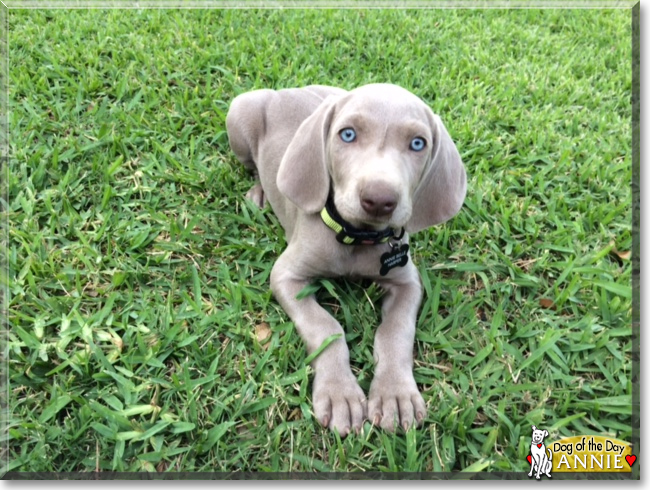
[539,298,556,310]
[476,308,487,322]
[613,248,631,261]
[609,240,631,262]
[255,322,272,348]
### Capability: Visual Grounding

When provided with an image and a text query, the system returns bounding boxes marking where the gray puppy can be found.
[226,84,466,435]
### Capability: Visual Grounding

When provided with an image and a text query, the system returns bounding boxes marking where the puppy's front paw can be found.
[313,372,366,437]
[368,372,426,432]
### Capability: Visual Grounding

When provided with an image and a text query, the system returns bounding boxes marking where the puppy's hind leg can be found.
[245,179,267,209]
[225,89,274,209]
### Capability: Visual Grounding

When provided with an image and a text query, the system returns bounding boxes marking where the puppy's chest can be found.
[288,217,413,280]
[307,242,399,279]
[337,247,383,277]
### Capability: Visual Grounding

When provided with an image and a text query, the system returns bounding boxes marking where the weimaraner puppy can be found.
[226,84,466,436]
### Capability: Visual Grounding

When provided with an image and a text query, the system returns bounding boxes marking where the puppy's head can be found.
[277,84,466,233]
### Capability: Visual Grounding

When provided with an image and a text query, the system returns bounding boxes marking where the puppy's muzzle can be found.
[360,182,399,217]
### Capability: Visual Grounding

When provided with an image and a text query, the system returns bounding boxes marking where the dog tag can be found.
[379,244,409,276]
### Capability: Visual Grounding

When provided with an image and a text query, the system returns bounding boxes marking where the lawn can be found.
[2,7,635,475]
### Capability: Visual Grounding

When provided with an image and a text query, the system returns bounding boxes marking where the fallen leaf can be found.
[539,298,556,310]
[614,249,631,260]
[288,408,302,421]
[609,240,632,262]
[255,322,272,348]
[476,309,487,322]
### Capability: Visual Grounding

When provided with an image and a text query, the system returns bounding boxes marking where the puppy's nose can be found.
[360,183,398,217]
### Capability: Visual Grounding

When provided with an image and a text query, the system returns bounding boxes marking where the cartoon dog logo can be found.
[527,425,553,479]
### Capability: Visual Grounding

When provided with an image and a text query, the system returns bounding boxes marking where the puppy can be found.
[226,84,466,435]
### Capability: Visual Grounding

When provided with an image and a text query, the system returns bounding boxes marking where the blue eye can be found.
[410,137,426,152]
[339,128,356,143]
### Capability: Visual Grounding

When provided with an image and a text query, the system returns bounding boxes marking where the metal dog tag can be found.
[379,243,409,276]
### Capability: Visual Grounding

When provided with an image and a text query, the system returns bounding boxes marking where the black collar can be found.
[320,194,404,246]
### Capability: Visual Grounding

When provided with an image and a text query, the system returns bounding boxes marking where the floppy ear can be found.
[532,425,537,431]
[406,112,467,233]
[544,430,549,438]
[277,95,340,214]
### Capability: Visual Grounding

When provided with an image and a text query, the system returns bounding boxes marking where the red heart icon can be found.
[527,455,532,464]
[537,443,542,448]
[625,455,636,467]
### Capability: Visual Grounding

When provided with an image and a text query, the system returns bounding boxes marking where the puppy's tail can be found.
[546,448,553,461]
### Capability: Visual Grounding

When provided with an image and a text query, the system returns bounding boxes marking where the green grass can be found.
[3,8,633,474]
